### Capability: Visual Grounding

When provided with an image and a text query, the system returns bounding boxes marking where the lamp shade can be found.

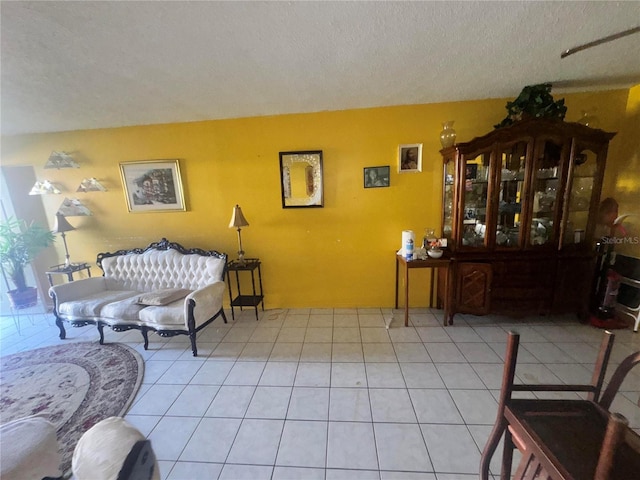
[53,213,75,233]
[229,205,249,228]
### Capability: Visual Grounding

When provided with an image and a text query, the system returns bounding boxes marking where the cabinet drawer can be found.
[492,286,552,301]
[491,297,550,316]
[492,259,555,287]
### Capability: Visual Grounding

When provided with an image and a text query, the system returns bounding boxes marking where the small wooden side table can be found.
[395,254,451,327]
[226,258,264,320]
[46,263,92,287]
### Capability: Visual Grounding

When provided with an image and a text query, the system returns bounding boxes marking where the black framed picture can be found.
[364,166,390,188]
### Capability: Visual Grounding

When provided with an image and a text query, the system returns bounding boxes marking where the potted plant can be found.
[0,217,55,309]
[494,83,567,129]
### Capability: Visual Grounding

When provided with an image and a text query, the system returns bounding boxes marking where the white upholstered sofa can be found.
[49,238,228,356]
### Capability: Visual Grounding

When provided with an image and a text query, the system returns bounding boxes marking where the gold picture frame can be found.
[119,159,186,212]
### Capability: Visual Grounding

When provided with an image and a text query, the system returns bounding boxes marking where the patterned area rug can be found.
[0,342,144,474]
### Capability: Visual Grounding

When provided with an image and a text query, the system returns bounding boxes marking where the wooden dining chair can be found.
[598,350,640,410]
[480,330,616,480]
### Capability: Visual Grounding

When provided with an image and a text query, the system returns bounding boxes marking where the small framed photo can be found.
[465,164,478,180]
[364,166,390,188]
[398,144,422,173]
[119,159,186,212]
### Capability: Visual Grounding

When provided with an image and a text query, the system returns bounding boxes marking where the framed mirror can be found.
[279,150,324,208]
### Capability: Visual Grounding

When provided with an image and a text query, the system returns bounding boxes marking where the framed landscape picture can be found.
[119,159,186,212]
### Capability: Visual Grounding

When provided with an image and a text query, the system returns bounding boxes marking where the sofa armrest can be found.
[185,281,225,328]
[49,277,107,305]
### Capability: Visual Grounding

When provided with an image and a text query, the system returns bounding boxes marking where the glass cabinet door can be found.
[564,146,598,246]
[460,151,491,248]
[530,139,563,247]
[443,158,455,242]
[496,141,529,248]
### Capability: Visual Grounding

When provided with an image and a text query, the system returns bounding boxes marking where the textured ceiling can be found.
[1,1,639,136]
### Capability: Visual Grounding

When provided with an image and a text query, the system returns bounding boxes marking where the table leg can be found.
[234,271,242,312]
[404,261,409,327]
[250,269,258,321]
[226,271,235,320]
[395,257,399,309]
[257,264,264,312]
[443,265,453,326]
[429,268,435,308]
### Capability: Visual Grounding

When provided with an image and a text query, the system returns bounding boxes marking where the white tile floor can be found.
[2,306,640,480]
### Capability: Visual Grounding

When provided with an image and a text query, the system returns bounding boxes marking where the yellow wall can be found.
[0,89,633,307]
[601,84,640,258]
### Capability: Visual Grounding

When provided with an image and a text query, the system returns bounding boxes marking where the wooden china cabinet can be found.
[438,118,615,324]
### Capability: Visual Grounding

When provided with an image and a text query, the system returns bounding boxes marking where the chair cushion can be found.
[138,301,185,328]
[0,415,61,480]
[137,288,191,306]
[59,290,140,318]
[100,296,149,322]
[72,416,159,480]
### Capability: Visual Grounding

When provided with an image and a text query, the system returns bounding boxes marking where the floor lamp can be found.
[53,213,75,267]
[229,205,249,265]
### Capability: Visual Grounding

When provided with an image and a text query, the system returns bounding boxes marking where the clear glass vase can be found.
[440,121,457,148]
[577,110,599,128]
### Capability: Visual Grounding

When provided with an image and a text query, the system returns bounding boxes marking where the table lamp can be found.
[229,205,249,265]
[53,213,75,267]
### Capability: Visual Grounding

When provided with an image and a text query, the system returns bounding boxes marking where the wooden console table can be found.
[394,254,451,327]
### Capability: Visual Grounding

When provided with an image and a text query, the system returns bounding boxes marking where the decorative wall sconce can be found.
[44,151,80,169]
[57,198,92,217]
[229,204,250,265]
[76,178,107,192]
[29,180,61,195]
[53,213,76,266]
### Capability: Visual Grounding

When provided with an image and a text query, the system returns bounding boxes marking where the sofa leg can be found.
[97,323,105,345]
[141,329,149,350]
[221,309,228,324]
[190,333,198,357]
[55,317,66,340]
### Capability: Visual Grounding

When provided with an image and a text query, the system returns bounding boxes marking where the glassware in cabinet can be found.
[496,141,528,248]
[460,151,491,248]
[442,158,455,242]
[564,147,598,246]
[530,139,562,247]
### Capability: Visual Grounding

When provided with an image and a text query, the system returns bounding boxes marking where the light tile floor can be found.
[2,306,640,480]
